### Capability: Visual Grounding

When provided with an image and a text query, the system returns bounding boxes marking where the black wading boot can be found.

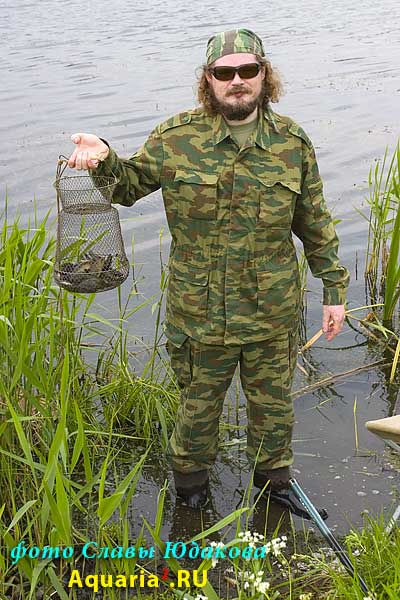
[173,469,209,510]
[254,467,328,521]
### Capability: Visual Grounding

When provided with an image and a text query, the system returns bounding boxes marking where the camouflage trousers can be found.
[166,328,298,476]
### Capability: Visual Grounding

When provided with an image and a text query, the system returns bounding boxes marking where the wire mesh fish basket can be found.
[53,156,129,293]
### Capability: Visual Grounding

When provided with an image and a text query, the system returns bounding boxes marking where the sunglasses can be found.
[208,63,262,82]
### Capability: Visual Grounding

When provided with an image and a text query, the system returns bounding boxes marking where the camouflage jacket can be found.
[97,106,349,345]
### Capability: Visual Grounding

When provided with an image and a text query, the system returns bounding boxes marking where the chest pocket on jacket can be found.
[174,169,218,220]
[258,176,301,229]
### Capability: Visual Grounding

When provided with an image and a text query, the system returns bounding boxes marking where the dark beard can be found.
[208,86,261,120]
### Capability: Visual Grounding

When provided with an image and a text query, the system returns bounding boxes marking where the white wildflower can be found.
[241,569,271,597]
[269,536,287,557]
[243,531,252,542]
[263,541,272,554]
[257,580,270,595]
[238,530,266,545]
[208,541,225,568]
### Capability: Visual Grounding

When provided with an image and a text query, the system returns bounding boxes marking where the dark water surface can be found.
[1,0,400,540]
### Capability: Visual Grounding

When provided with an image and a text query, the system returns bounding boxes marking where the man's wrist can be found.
[323,287,347,306]
[94,142,116,174]
[98,138,110,161]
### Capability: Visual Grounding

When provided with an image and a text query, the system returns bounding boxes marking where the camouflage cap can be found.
[206,29,265,65]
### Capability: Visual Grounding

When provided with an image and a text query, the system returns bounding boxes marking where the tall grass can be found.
[362,142,400,323]
[299,513,400,599]
[0,206,177,598]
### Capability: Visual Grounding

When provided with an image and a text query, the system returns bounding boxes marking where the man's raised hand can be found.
[68,133,110,170]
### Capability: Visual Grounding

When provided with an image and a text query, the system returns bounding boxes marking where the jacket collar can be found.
[212,107,278,149]
[212,113,231,145]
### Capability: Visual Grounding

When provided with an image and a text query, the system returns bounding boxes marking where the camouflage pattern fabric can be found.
[206,29,265,65]
[97,106,350,346]
[166,328,299,474]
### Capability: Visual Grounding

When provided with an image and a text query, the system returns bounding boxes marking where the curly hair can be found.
[197,55,284,115]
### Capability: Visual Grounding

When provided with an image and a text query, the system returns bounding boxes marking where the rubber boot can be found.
[254,467,328,521]
[173,469,209,510]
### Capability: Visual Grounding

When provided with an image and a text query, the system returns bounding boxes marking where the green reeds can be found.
[383,168,400,322]
[0,206,177,598]
[362,142,400,323]
[301,514,400,599]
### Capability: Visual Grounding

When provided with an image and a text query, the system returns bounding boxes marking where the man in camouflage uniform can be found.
[68,29,349,514]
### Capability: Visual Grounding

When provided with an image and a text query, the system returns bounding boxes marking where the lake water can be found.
[1,0,400,540]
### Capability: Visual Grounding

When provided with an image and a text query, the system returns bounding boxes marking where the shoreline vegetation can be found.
[0,146,399,599]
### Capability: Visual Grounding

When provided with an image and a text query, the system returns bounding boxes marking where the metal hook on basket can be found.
[55,155,71,212]
[56,155,70,180]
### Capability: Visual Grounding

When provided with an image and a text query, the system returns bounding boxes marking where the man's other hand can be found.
[322,304,345,341]
[68,133,109,170]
